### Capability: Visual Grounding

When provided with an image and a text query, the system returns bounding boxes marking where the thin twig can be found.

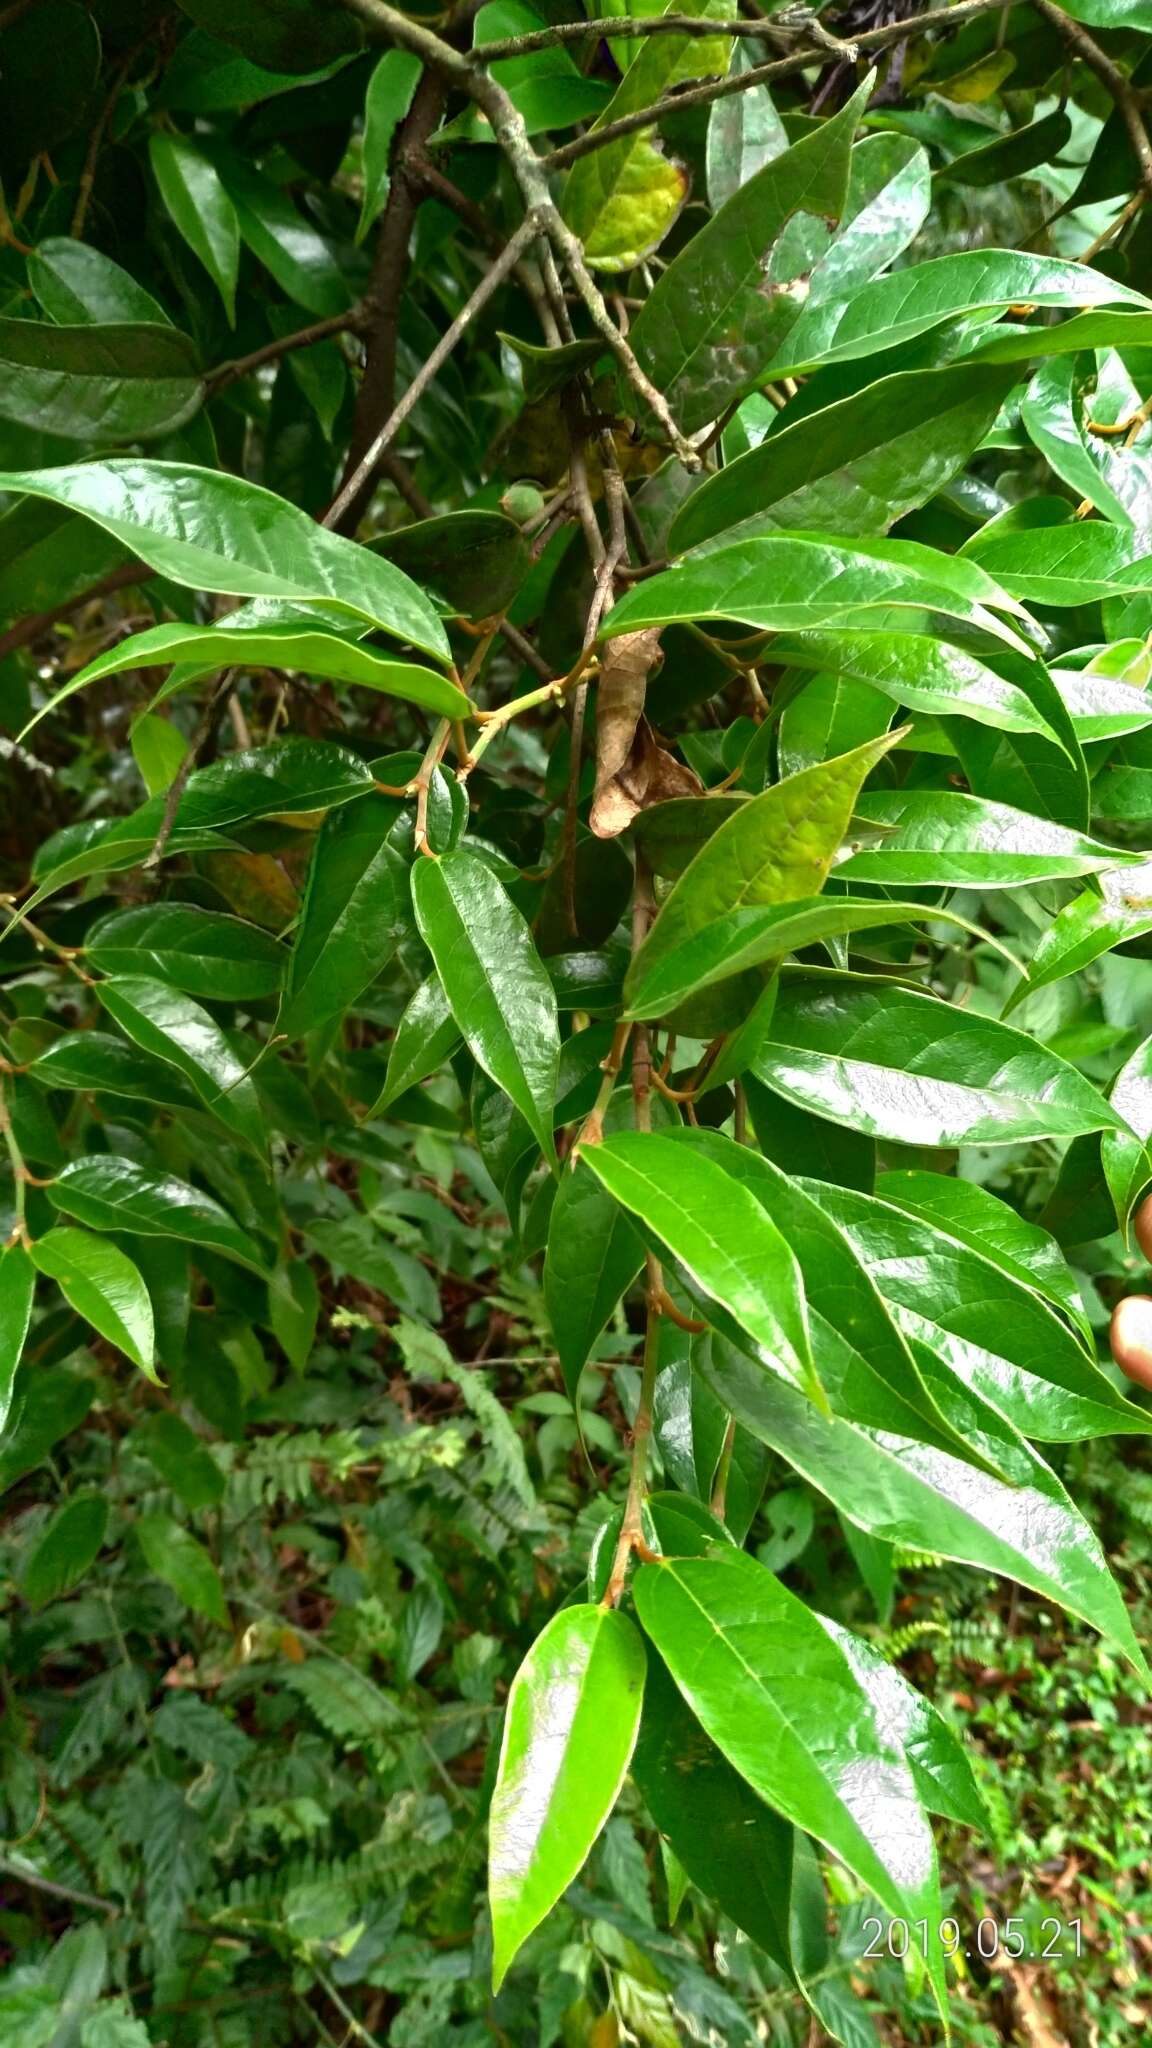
[0,560,145,665]
[0,1856,120,1916]
[206,306,370,394]
[144,670,236,869]
[1033,0,1152,201]
[323,215,542,531]
[71,50,134,238]
[472,10,849,57]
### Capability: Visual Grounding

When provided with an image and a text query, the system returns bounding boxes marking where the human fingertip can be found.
[1110,1294,1152,1389]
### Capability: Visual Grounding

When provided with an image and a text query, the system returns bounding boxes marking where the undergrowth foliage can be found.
[6,0,1152,2040]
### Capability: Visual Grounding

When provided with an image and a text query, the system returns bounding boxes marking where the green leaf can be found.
[1020,357,1134,530]
[19,1493,109,1609]
[133,1410,225,1509]
[0,461,451,662]
[22,619,470,739]
[663,1128,984,1457]
[489,1603,646,1988]
[366,973,460,1116]
[580,1130,819,1404]
[280,795,411,1037]
[777,632,1074,751]
[562,0,734,271]
[135,1511,229,1625]
[1102,1031,1152,1236]
[0,1241,36,1435]
[817,1615,989,1830]
[1006,862,1152,1013]
[544,1158,644,1403]
[31,1227,155,1377]
[0,1368,94,1496]
[965,521,1152,607]
[357,50,422,242]
[630,1652,796,1974]
[269,1260,319,1373]
[698,1331,1144,1667]
[30,1032,203,1114]
[838,788,1135,890]
[625,895,1019,1018]
[49,1157,268,1274]
[216,149,351,317]
[937,106,1072,188]
[150,133,241,322]
[752,974,1124,1146]
[671,362,1019,552]
[412,849,560,1165]
[602,532,1030,652]
[131,712,188,797]
[816,1179,1146,1443]
[633,1549,945,1963]
[97,979,267,1155]
[875,1168,1092,1345]
[173,0,362,69]
[29,239,171,326]
[628,731,900,996]
[706,43,788,210]
[85,905,286,1001]
[629,77,870,432]
[772,250,1150,374]
[374,510,531,622]
[0,320,202,442]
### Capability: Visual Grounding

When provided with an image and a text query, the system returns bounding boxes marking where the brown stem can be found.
[71,49,135,238]
[144,670,236,869]
[323,215,542,531]
[206,306,370,394]
[0,560,146,667]
[1033,0,1152,201]
[330,65,447,534]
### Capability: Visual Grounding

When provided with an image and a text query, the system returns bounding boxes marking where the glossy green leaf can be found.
[817,1615,989,1830]
[85,905,286,1001]
[281,795,411,1037]
[374,511,530,622]
[135,1511,229,1625]
[774,631,1071,748]
[29,240,170,326]
[815,1179,1146,1443]
[489,1603,646,1987]
[628,731,899,996]
[667,1128,978,1456]
[216,151,350,317]
[671,362,1019,552]
[357,50,422,242]
[31,1227,155,1377]
[875,1169,1092,1344]
[1004,861,1152,1012]
[1103,1032,1152,1236]
[771,250,1150,375]
[629,794,748,879]
[131,713,188,798]
[751,975,1124,1146]
[133,1411,225,1509]
[633,1549,946,1961]
[150,133,241,322]
[839,788,1135,890]
[698,1331,1144,1666]
[173,0,362,70]
[49,1157,268,1275]
[629,78,869,432]
[22,619,469,738]
[705,43,788,211]
[580,1130,819,1403]
[625,894,1017,1018]
[631,1652,796,1974]
[366,974,460,1117]
[0,320,202,442]
[0,461,451,662]
[544,1158,644,1403]
[0,1241,36,1436]
[97,979,267,1155]
[19,1493,109,1609]
[965,521,1152,607]
[412,850,560,1165]
[603,532,1030,652]
[1020,357,1134,530]
[937,107,1072,187]
[30,1032,203,1114]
